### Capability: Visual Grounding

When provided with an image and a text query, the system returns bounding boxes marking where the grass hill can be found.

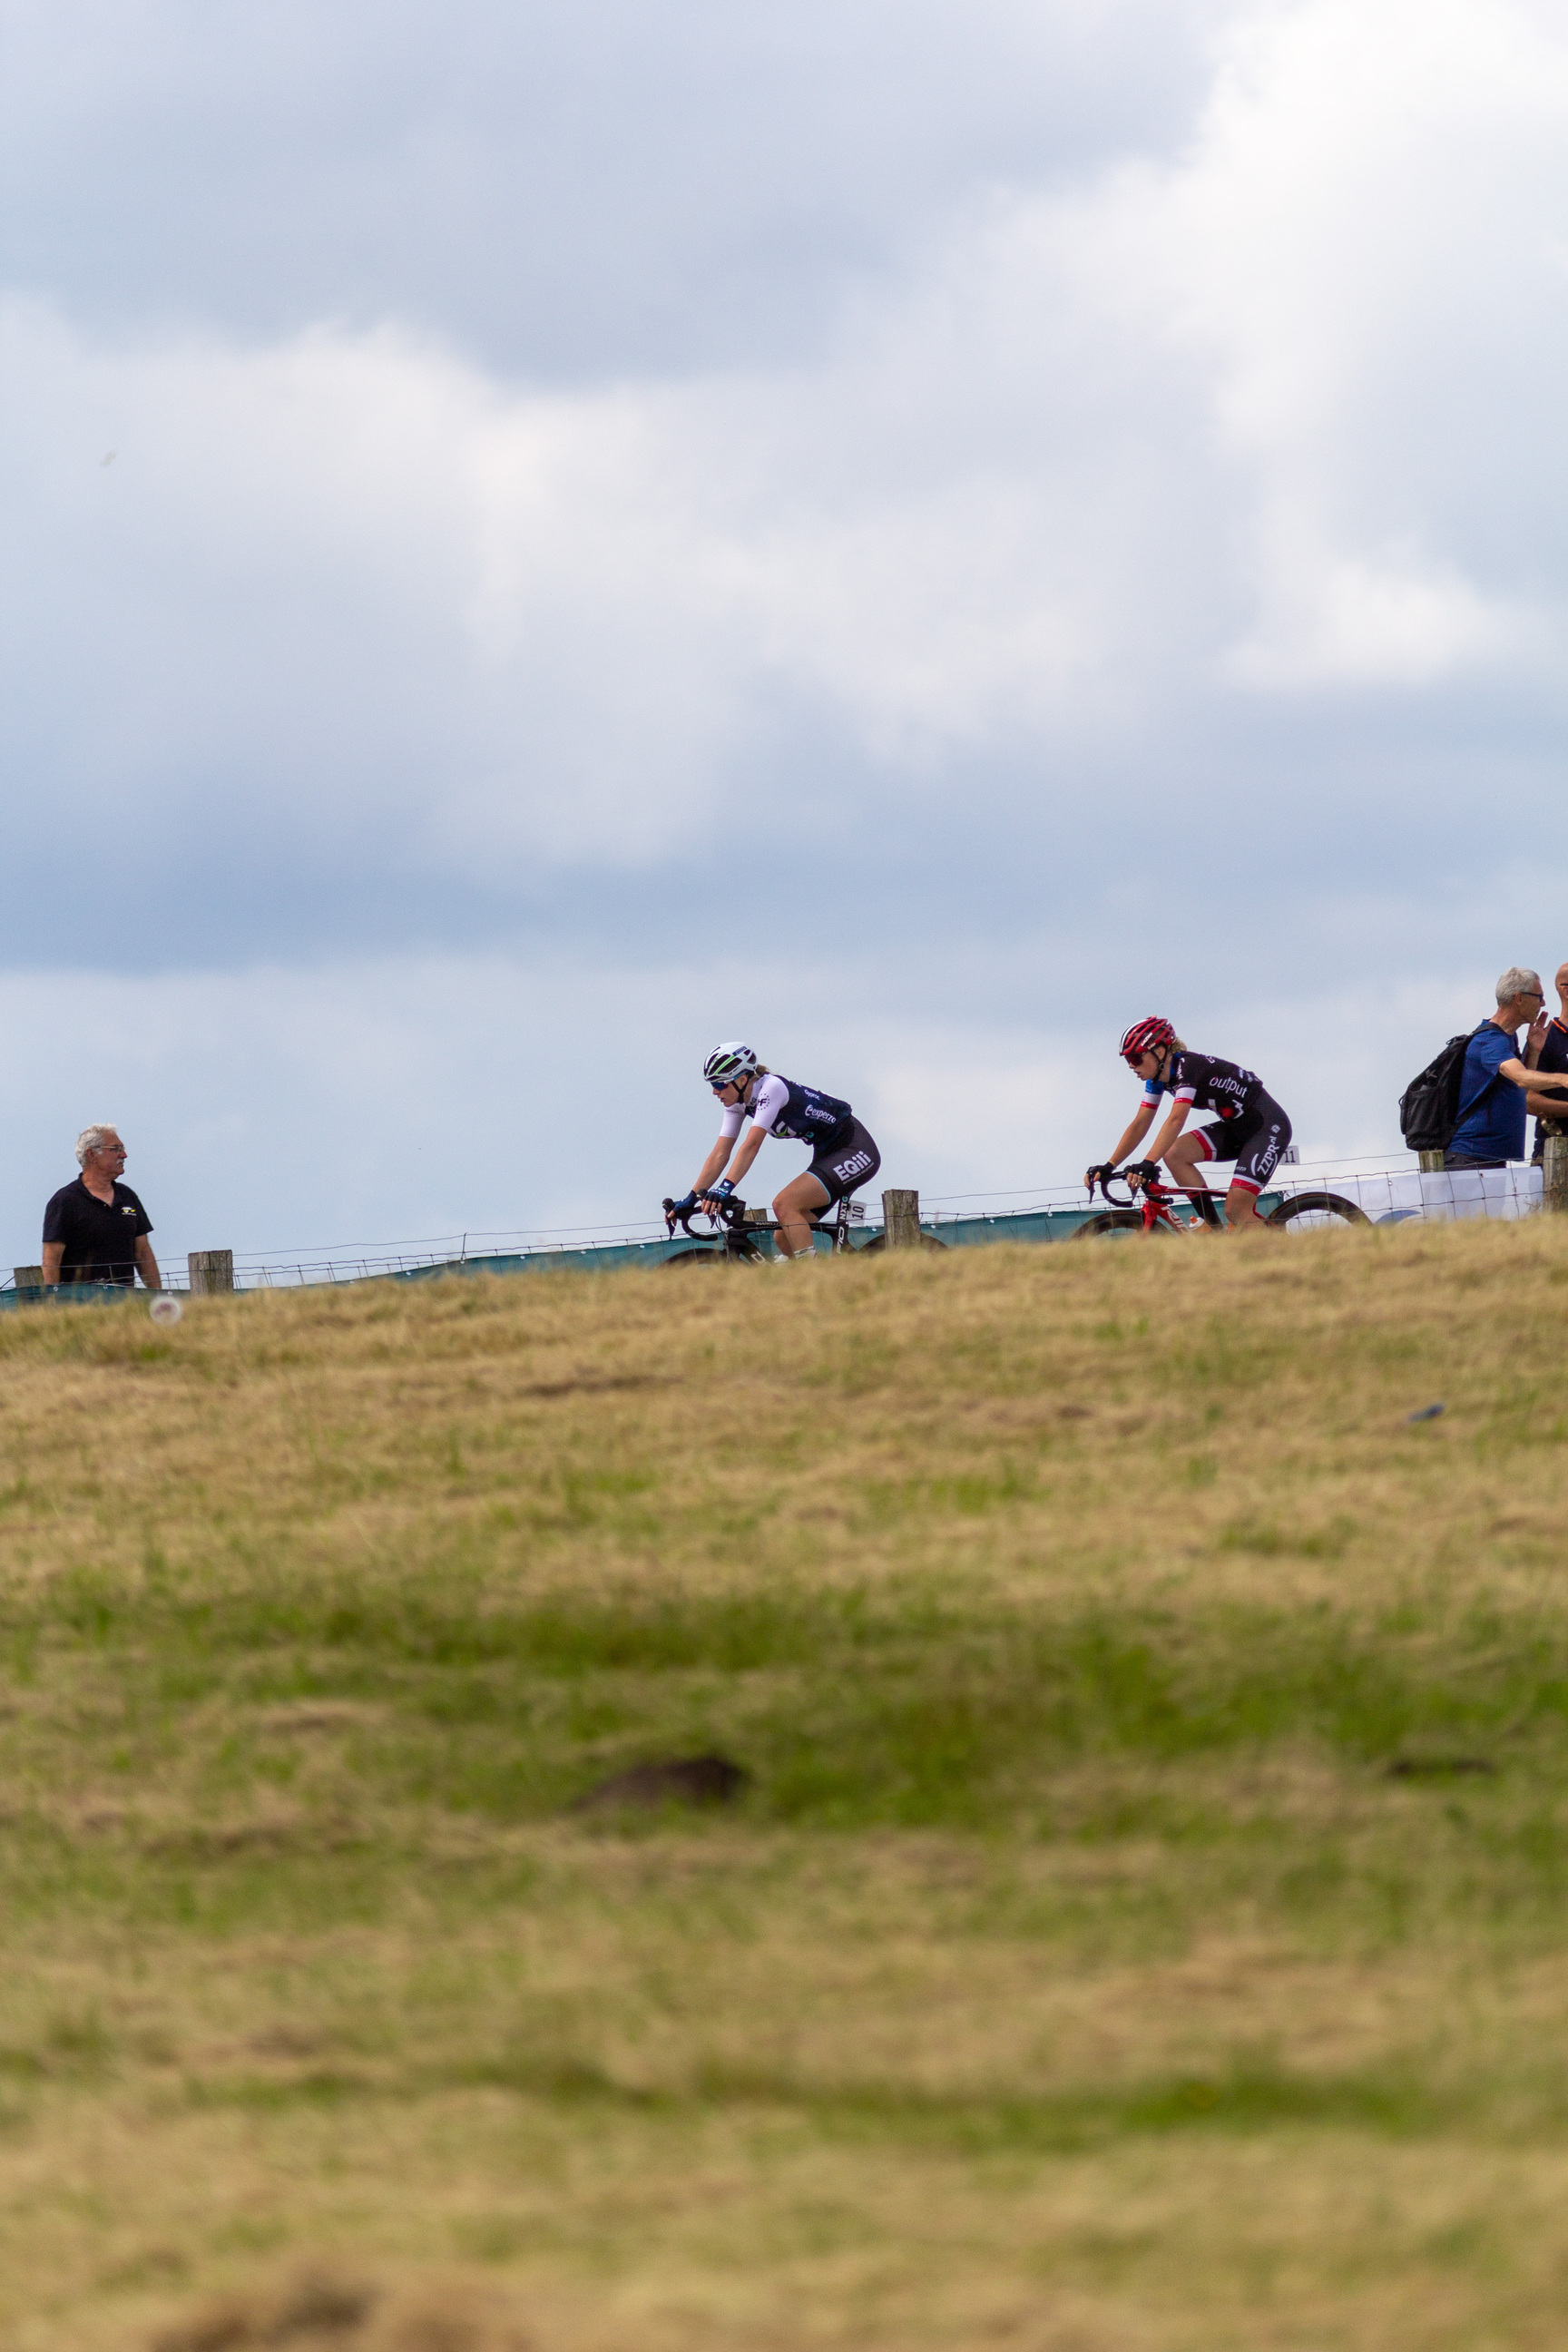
[3,1219,1568,2350]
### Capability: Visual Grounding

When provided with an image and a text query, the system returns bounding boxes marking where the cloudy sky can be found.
[4,0,1566,1268]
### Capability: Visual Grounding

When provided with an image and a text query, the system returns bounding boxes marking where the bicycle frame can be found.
[661,1192,867,1256]
[1090,1170,1227,1231]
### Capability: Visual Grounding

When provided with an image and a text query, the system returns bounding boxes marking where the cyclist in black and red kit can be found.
[1085,1017,1291,1231]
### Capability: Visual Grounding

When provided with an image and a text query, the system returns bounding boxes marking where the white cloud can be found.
[1220,511,1515,687]
[1143,0,1568,684]
[10,0,1568,903]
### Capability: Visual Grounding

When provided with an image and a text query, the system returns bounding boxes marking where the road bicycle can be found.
[660,1191,943,1265]
[1075,1167,1369,1239]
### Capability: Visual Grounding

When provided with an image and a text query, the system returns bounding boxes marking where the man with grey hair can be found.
[1445,968,1568,1170]
[41,1126,162,1289]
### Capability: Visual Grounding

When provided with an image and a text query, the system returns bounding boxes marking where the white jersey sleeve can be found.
[718,1073,789,1141]
[744,1073,790,1134]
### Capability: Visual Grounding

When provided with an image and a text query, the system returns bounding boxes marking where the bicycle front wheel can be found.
[1073,1210,1169,1240]
[661,1241,767,1267]
[1265,1191,1370,1231]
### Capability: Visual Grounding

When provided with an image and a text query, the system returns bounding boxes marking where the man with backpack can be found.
[1444,966,1568,1170]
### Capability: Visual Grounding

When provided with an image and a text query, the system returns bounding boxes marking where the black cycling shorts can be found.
[807,1117,882,1207]
[1192,1096,1291,1196]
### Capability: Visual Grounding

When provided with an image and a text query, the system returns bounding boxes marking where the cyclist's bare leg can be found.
[1224,1181,1268,1230]
[774,1171,831,1259]
[1163,1132,1210,1192]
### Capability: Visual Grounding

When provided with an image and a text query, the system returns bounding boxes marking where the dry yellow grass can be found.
[1,1219,1567,2348]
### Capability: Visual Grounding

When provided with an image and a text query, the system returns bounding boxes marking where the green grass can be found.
[5,1222,1568,2347]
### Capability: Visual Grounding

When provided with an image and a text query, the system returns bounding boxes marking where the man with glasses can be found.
[1446,968,1568,1171]
[42,1125,163,1290]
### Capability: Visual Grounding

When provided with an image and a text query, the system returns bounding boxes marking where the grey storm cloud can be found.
[0,0,1219,372]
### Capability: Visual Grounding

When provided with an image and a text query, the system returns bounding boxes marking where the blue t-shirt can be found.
[1447,1022,1525,1162]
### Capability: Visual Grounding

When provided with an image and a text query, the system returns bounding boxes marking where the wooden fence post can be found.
[1544,1134,1568,1216]
[882,1190,922,1250]
[12,1265,44,1294]
[1417,1150,1446,1174]
[188,1250,235,1295]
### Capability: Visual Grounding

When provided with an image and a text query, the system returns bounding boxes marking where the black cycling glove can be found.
[1125,1161,1162,1189]
[710,1179,736,1200]
[1084,1161,1116,1191]
[668,1191,699,1213]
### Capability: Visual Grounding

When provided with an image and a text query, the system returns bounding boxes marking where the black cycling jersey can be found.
[1143,1051,1269,1125]
[771,1077,852,1143]
[720,1073,855,1147]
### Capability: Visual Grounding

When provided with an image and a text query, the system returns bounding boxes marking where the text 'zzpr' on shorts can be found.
[807,1118,882,1206]
[1191,1097,1292,1197]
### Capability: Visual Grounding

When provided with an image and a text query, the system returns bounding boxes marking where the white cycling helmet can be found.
[703,1040,758,1084]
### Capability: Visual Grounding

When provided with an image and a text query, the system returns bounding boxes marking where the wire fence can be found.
[157,1228,680,1292]
[172,1156,1557,1284]
[921,1153,1548,1230]
[1265,1156,1545,1227]
[4,1152,1556,1296]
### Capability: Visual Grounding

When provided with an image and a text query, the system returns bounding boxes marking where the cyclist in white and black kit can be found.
[1085,1016,1291,1232]
[668,1043,881,1259]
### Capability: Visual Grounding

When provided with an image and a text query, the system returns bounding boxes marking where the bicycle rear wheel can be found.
[1265,1191,1370,1231]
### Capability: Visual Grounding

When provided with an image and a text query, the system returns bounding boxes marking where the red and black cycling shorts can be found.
[1191,1096,1291,1196]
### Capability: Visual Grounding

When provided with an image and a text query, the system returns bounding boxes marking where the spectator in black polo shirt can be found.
[1530,960,1568,1165]
[42,1126,163,1290]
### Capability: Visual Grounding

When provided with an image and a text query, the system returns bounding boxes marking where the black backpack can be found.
[1398,1025,1490,1153]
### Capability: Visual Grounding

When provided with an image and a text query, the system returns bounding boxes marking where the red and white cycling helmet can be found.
[1119,1015,1176,1066]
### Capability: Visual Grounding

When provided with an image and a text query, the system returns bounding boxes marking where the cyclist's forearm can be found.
[1109,1108,1154,1164]
[1146,1109,1190,1164]
[693,1142,732,1193]
[725,1130,765,1189]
